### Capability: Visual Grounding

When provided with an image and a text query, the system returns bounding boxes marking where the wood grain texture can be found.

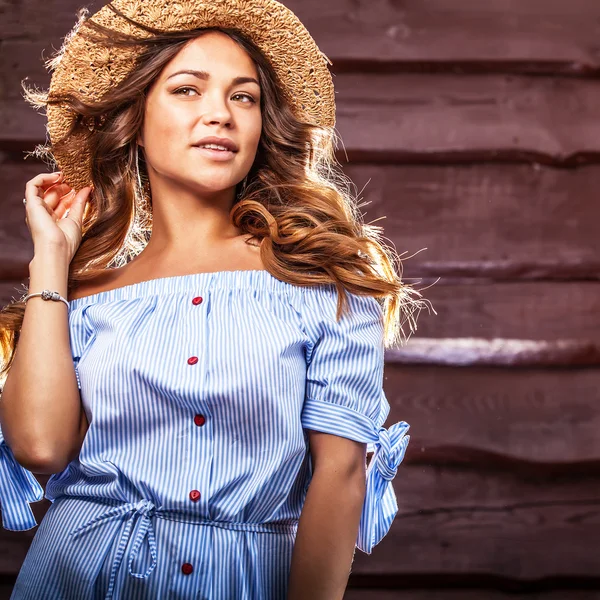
[389,339,600,367]
[333,74,600,164]
[348,464,600,579]
[401,281,600,341]
[290,0,600,74]
[386,365,600,467]
[343,163,600,280]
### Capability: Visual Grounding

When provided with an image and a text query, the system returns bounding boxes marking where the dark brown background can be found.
[1,0,600,598]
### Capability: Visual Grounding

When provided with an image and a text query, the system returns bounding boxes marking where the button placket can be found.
[188,293,205,524]
[188,294,203,366]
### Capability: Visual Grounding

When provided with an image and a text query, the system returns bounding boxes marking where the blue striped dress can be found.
[2,269,410,599]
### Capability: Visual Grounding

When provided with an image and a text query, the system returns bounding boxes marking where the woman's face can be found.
[138,31,262,202]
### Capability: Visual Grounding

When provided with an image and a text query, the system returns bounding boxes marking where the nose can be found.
[199,90,233,126]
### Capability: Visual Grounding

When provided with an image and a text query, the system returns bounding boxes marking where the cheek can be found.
[145,100,187,143]
[143,116,186,165]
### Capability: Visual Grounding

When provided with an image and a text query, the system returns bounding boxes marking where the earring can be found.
[134,144,151,209]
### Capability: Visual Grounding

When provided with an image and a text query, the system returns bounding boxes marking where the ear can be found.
[136,132,144,148]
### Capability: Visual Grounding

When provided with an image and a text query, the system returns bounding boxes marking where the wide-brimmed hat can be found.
[44,0,336,192]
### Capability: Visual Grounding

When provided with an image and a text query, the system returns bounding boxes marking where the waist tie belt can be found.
[68,498,299,600]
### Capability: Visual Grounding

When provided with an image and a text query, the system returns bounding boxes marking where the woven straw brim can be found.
[46,0,336,192]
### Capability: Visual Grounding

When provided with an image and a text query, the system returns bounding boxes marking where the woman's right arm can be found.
[0,171,92,475]
[0,247,85,474]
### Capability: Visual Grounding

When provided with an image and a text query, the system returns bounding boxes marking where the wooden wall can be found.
[1,1,600,598]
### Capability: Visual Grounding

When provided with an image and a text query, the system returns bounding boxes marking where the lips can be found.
[196,146,232,152]
[195,144,235,152]
[193,146,237,161]
[193,137,238,152]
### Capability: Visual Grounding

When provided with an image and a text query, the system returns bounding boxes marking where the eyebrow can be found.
[166,69,260,88]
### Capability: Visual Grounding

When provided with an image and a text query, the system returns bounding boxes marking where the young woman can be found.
[0,0,431,598]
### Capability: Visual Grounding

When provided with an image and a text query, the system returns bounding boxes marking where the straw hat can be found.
[45,0,336,192]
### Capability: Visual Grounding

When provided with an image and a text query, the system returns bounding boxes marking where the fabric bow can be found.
[69,498,158,600]
[0,439,44,531]
[356,420,410,554]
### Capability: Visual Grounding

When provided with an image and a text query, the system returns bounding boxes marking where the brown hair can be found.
[0,7,432,386]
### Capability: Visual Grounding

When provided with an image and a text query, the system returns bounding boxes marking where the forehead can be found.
[163,31,258,80]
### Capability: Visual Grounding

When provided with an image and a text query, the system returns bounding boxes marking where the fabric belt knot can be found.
[356,420,411,554]
[69,498,158,600]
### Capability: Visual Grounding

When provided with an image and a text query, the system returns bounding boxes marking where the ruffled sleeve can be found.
[300,285,410,554]
[0,425,44,531]
[68,302,96,390]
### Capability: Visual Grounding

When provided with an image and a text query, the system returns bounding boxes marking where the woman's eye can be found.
[232,93,257,104]
[173,87,256,103]
[174,87,197,96]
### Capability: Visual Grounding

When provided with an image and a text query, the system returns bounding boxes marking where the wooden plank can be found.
[386,365,600,467]
[5,0,600,73]
[389,339,600,368]
[332,74,600,164]
[2,160,599,280]
[342,163,600,280]
[5,64,600,163]
[349,463,600,579]
[0,1,103,39]
[290,0,600,74]
[395,451,600,517]
[398,281,600,343]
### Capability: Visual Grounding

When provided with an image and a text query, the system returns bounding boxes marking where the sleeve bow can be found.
[356,420,410,554]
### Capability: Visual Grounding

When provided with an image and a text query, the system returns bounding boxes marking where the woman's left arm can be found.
[287,430,367,600]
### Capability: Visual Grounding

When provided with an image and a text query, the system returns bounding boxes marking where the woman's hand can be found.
[23,171,93,262]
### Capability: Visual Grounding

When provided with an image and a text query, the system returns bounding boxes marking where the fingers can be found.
[45,183,75,211]
[24,171,87,221]
[54,190,77,220]
[24,171,65,206]
[64,187,93,224]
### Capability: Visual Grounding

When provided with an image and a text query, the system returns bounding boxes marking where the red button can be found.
[194,414,206,427]
[192,296,203,305]
[188,356,199,365]
[181,562,193,575]
[189,489,201,502]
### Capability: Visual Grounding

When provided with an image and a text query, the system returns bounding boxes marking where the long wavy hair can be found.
[0,6,433,385]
